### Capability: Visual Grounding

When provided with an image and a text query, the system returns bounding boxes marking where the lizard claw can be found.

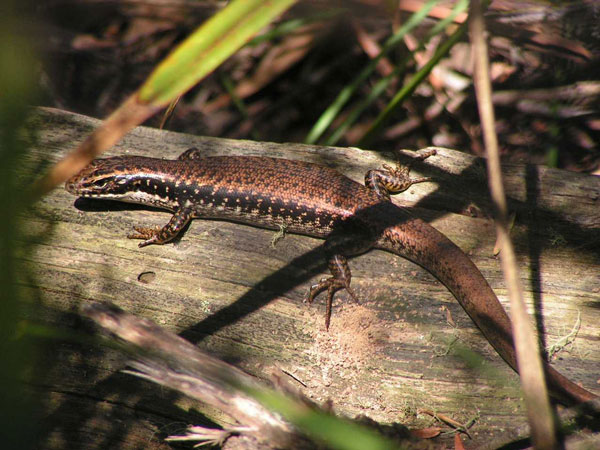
[305,277,359,330]
[128,226,161,247]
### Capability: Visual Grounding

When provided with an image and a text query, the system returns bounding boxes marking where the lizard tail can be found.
[375,214,596,406]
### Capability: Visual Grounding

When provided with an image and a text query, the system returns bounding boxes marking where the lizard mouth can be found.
[64,178,82,195]
[65,171,113,196]
[65,178,94,196]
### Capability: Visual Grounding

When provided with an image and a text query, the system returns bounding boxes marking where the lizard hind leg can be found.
[307,254,358,330]
[306,228,373,330]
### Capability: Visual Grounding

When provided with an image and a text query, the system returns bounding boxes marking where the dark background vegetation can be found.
[32,0,600,171]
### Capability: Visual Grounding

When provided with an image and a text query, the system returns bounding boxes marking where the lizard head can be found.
[65,156,181,209]
[65,156,138,198]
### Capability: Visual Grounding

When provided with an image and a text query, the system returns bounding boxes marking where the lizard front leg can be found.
[128,206,193,247]
[365,149,436,200]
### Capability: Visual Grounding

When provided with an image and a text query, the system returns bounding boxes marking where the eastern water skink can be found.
[65,147,597,406]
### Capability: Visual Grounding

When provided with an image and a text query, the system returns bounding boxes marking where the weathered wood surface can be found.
[24,107,599,448]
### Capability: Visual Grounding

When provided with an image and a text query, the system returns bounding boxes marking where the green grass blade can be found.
[221,74,261,141]
[249,388,402,450]
[139,0,297,106]
[304,0,439,145]
[359,21,467,146]
[325,0,468,146]
[325,67,402,146]
[248,8,344,46]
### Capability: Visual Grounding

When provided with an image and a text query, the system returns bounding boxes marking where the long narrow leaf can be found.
[359,21,467,146]
[248,388,401,450]
[33,0,297,198]
[325,0,468,146]
[140,0,297,105]
[304,0,438,145]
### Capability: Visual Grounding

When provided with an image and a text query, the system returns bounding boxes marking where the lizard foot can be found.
[306,277,359,330]
[128,226,162,248]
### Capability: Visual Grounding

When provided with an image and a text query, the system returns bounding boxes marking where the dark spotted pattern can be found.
[66,155,383,237]
[64,151,598,406]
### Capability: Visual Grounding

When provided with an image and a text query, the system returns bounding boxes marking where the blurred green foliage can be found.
[0,2,40,449]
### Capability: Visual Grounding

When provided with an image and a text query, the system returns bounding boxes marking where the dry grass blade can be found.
[30,0,298,201]
[469,1,557,448]
[31,95,158,200]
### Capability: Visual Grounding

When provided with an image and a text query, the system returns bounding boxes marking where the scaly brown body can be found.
[65,148,597,406]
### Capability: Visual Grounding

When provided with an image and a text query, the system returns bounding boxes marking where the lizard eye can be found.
[92,178,109,188]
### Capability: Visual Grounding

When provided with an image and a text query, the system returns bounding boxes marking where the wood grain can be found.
[23,107,600,448]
